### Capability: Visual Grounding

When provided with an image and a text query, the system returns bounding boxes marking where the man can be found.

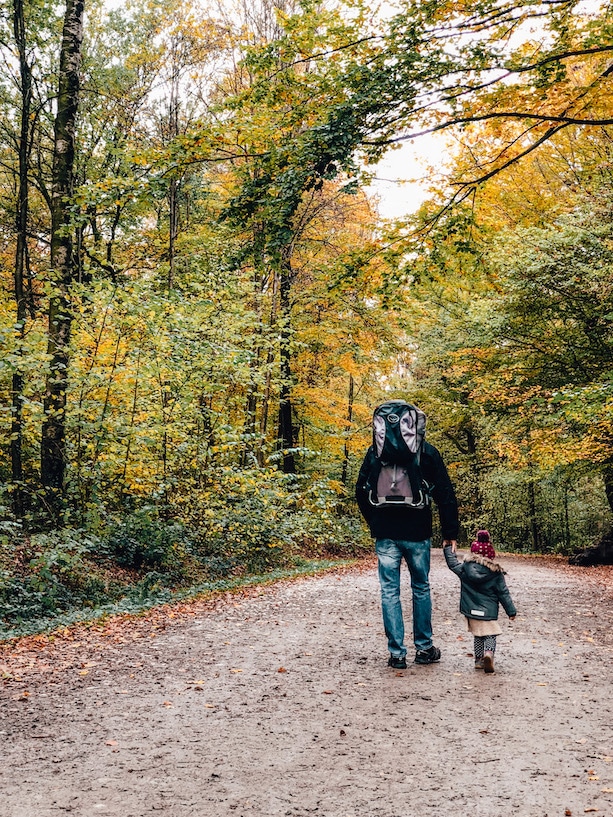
[355,401,459,669]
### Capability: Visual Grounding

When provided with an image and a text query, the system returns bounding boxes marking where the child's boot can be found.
[483,650,495,673]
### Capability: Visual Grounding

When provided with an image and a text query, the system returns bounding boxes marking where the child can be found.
[443,530,516,673]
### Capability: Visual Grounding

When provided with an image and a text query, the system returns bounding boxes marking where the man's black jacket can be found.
[355,442,459,542]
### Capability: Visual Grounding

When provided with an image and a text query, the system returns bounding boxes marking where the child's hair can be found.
[471,529,495,559]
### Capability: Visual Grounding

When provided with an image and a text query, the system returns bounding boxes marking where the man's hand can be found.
[442,539,457,553]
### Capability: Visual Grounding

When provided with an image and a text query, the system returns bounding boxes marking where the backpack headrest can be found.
[372,401,427,459]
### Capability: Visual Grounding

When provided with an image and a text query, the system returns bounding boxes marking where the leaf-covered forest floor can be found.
[0,550,611,817]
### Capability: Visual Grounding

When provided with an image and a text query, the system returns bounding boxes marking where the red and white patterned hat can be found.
[471,530,495,560]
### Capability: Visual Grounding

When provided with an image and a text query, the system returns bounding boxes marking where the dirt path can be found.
[1,550,612,817]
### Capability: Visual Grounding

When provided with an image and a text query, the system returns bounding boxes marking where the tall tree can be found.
[10,0,35,520]
[40,0,85,517]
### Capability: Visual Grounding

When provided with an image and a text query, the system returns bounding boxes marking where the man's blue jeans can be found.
[375,538,433,656]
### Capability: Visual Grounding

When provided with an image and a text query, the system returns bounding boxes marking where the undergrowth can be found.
[0,558,355,641]
[0,474,371,638]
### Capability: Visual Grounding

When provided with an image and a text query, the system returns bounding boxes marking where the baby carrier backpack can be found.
[367,401,431,509]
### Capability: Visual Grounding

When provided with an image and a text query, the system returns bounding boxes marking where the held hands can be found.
[442,540,457,553]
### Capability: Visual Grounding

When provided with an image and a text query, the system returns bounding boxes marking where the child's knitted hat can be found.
[470,529,495,560]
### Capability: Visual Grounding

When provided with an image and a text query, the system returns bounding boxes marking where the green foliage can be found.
[0,468,371,630]
[0,558,355,641]
[0,528,122,623]
[3,0,613,632]
[175,467,371,574]
[456,466,612,555]
[104,510,192,571]
[395,152,613,556]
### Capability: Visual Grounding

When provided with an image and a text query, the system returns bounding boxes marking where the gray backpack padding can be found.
[368,401,431,509]
[372,401,426,462]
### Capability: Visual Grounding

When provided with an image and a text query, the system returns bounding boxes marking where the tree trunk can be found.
[603,459,613,516]
[527,475,539,551]
[40,0,85,519]
[340,373,354,485]
[10,0,33,520]
[167,58,180,290]
[277,258,296,473]
[242,256,266,468]
[260,267,279,452]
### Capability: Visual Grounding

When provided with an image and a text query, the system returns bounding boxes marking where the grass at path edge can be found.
[0,558,362,644]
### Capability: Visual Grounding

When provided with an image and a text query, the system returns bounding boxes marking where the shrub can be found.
[103,508,193,572]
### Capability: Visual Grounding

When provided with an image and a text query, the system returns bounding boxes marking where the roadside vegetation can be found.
[1,0,612,632]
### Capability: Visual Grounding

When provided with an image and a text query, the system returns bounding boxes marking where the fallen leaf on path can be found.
[584,808,599,813]
[602,757,612,762]
[577,739,587,744]
[536,683,548,686]
[322,690,333,694]
[204,704,215,708]
[601,788,613,793]
[105,740,118,746]
[79,670,89,676]
[277,667,287,673]
[588,777,599,781]
[162,701,173,707]
[565,810,572,816]
[230,668,242,673]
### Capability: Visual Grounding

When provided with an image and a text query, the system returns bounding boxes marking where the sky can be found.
[366,133,449,220]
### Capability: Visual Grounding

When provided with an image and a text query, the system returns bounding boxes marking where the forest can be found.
[0,0,612,632]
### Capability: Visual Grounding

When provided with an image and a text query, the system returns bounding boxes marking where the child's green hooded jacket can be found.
[443,546,517,621]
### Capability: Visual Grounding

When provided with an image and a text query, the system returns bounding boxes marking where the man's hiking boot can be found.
[388,654,407,669]
[483,650,495,673]
[414,645,441,665]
